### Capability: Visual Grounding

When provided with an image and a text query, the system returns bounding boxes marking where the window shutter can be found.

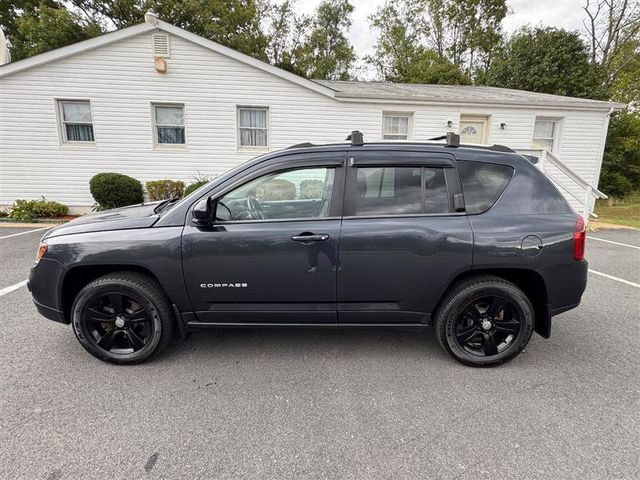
[152,34,170,58]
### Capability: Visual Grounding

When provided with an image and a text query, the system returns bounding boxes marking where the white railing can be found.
[518,149,607,221]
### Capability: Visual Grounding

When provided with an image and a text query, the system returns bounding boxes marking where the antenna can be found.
[346,130,364,146]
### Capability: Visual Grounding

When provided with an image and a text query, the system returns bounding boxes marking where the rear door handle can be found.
[291,233,330,242]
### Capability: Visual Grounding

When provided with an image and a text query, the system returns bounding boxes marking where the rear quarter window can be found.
[458,161,513,214]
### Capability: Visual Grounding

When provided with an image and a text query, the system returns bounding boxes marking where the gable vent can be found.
[152,34,170,58]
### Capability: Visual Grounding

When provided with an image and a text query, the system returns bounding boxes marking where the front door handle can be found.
[291,233,330,243]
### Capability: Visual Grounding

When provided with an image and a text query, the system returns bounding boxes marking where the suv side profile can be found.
[28,133,588,367]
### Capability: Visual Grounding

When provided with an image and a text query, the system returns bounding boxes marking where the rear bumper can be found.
[29,258,68,324]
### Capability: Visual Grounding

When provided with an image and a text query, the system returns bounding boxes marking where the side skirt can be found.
[187,322,431,328]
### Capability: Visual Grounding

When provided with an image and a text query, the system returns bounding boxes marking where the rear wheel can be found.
[71,272,173,364]
[434,275,534,367]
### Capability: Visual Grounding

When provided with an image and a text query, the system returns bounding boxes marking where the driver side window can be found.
[216,167,335,221]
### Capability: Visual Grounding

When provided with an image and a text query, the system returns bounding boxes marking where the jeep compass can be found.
[28,132,588,367]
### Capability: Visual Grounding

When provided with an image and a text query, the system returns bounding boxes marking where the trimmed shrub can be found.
[300,179,324,199]
[0,209,7,218]
[90,173,144,210]
[146,180,185,201]
[261,178,296,201]
[9,198,68,222]
[184,180,209,196]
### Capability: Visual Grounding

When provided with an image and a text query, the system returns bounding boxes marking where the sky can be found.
[291,0,590,78]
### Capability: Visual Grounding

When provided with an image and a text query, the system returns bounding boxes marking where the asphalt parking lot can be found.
[1,225,638,479]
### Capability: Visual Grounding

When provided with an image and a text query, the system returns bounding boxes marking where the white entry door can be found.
[459,116,488,144]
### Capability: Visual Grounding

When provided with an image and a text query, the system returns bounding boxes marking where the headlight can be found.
[36,242,47,262]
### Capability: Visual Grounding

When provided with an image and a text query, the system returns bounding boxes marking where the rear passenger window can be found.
[458,161,513,214]
[354,167,449,216]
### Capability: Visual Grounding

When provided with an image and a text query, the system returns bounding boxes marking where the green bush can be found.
[90,173,144,210]
[300,179,324,199]
[184,181,209,196]
[599,171,633,198]
[0,209,8,218]
[261,178,296,201]
[9,198,68,222]
[146,180,185,201]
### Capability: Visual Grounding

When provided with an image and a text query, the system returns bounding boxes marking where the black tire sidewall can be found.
[438,282,534,367]
[72,279,165,364]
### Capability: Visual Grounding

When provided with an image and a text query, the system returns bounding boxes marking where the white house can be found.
[0,15,625,215]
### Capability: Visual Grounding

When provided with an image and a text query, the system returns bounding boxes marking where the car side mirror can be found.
[453,193,465,212]
[192,198,212,225]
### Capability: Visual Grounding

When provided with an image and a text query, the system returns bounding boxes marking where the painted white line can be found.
[0,227,48,240]
[589,236,640,250]
[588,269,640,289]
[0,280,28,297]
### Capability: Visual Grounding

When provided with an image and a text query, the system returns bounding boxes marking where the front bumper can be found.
[29,258,68,324]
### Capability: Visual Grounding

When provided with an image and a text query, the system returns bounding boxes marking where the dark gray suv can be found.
[28,132,588,367]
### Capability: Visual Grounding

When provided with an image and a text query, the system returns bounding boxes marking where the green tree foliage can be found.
[3,0,356,79]
[69,0,270,60]
[484,27,608,99]
[265,0,355,79]
[2,2,101,61]
[367,0,506,83]
[608,39,640,109]
[600,111,640,197]
[293,0,355,79]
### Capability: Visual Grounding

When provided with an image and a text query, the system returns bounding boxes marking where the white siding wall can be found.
[0,31,610,213]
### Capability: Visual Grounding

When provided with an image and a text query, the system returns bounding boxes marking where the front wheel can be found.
[434,275,534,367]
[71,272,174,364]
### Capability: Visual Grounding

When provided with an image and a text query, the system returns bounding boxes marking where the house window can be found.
[58,100,94,142]
[532,119,559,151]
[382,113,411,140]
[238,107,268,148]
[153,104,185,145]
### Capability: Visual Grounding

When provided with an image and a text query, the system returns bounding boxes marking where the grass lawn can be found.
[594,193,640,228]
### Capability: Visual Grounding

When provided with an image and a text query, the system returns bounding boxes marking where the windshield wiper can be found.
[154,196,180,214]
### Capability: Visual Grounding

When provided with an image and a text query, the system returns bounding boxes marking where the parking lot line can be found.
[589,236,640,250]
[0,279,28,297]
[0,227,49,240]
[588,269,640,289]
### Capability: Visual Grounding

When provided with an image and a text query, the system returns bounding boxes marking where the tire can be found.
[71,272,174,364]
[434,275,534,367]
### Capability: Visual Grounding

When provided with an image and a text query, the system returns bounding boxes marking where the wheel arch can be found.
[436,268,551,338]
[60,264,165,324]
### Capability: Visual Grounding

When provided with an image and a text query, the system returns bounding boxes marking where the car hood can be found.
[44,202,162,239]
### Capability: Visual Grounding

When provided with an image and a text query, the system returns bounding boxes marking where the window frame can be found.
[382,112,413,140]
[343,158,461,219]
[532,117,562,154]
[151,102,187,148]
[56,99,96,145]
[237,106,270,151]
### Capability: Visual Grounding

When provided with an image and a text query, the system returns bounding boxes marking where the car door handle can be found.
[291,233,330,242]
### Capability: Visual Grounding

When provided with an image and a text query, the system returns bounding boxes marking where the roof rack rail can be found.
[346,130,364,146]
[427,132,460,147]
[287,142,315,149]
[486,144,515,153]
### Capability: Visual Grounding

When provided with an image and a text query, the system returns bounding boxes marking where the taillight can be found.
[573,216,586,261]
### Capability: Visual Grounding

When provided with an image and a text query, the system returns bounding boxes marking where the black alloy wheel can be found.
[83,292,153,354]
[72,272,173,364]
[434,275,534,367]
[452,295,521,357]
